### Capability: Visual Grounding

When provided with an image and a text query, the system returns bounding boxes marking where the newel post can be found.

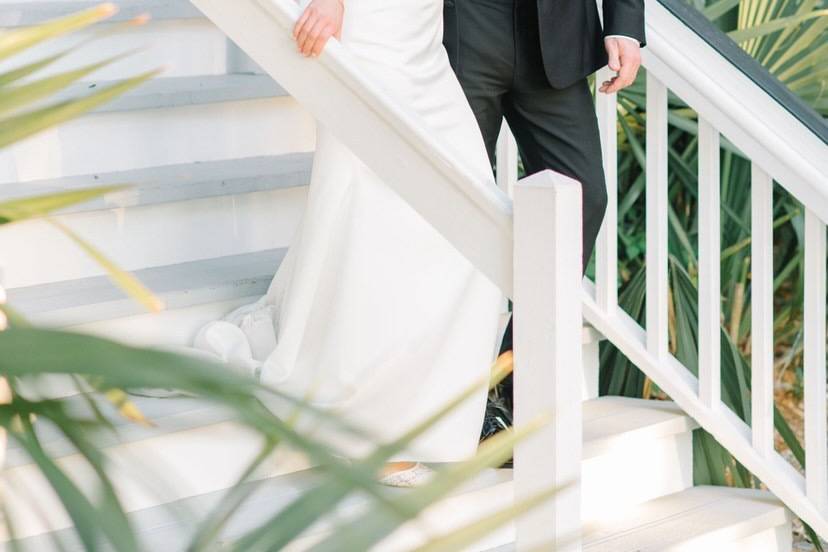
[513,170,583,551]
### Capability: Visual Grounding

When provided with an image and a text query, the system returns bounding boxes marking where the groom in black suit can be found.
[443,0,645,356]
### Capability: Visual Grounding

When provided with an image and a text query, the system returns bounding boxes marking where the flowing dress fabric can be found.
[194,0,503,462]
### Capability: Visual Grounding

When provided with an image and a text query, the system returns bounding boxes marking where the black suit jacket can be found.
[444,0,646,90]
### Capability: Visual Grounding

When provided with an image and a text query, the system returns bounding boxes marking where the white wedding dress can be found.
[193,0,503,462]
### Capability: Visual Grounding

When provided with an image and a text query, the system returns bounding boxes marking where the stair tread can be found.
[0,152,313,211]
[0,0,203,27]
[8,465,514,550]
[4,394,233,468]
[7,466,786,551]
[3,396,695,545]
[581,485,789,551]
[52,74,287,114]
[485,486,789,552]
[7,248,287,326]
[4,395,695,471]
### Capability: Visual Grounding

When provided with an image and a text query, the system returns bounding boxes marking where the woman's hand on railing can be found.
[293,0,344,57]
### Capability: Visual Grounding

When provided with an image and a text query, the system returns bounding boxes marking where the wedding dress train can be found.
[193,0,503,462]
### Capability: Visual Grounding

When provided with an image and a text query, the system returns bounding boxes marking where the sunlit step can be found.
[1,396,697,544]
[485,486,791,552]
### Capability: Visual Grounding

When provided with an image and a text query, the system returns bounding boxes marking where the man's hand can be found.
[599,37,641,94]
[293,0,344,58]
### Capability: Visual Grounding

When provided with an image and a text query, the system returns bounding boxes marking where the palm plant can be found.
[0,5,559,551]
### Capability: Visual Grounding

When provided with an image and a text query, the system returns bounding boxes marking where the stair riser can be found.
[582,430,693,523]
[0,423,696,542]
[1,186,307,288]
[1,97,313,183]
[5,19,228,81]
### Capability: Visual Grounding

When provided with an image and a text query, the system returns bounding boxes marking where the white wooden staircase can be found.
[1,0,823,550]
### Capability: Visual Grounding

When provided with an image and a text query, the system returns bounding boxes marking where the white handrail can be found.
[642,0,828,221]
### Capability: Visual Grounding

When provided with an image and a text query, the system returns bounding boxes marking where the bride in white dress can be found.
[193,0,504,481]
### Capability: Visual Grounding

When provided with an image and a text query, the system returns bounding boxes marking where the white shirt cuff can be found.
[604,34,641,45]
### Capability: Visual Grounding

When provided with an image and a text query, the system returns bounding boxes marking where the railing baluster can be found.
[514,171,583,551]
[595,67,618,313]
[496,120,518,199]
[804,208,828,515]
[646,73,669,359]
[751,164,775,456]
[698,118,721,407]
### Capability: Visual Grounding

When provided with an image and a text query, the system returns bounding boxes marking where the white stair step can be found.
[4,394,234,469]
[0,153,312,213]
[1,5,232,80]
[0,0,202,27]
[0,73,313,183]
[7,249,289,400]
[0,181,307,288]
[485,486,791,552]
[48,73,287,115]
[7,248,287,327]
[1,396,698,542]
[8,467,511,551]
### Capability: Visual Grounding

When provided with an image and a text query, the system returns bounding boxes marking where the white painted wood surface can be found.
[750,164,775,458]
[513,170,583,551]
[595,68,619,314]
[645,74,669,361]
[698,118,721,408]
[582,284,828,538]
[804,209,828,515]
[496,121,518,199]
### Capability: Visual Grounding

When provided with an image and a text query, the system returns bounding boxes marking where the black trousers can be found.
[446,0,609,354]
